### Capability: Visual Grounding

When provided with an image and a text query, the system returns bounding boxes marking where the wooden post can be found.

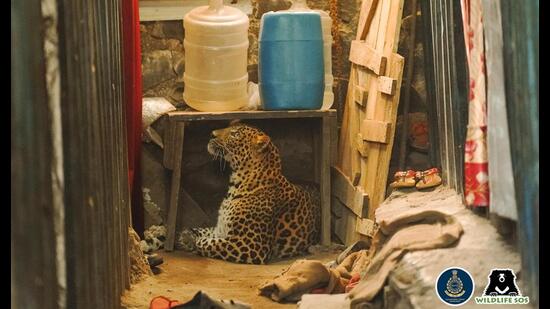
[164,122,185,251]
[320,116,332,245]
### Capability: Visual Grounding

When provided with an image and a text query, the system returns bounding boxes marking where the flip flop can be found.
[389,170,417,189]
[415,168,442,190]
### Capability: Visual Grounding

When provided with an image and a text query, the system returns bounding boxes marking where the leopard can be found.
[175,122,320,264]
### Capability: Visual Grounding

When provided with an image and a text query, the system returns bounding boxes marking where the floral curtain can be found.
[461,0,490,207]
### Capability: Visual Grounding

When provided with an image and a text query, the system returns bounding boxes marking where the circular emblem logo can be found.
[435,267,475,306]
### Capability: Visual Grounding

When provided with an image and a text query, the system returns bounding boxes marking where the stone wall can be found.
[139,0,361,229]
[140,0,360,111]
[139,0,430,230]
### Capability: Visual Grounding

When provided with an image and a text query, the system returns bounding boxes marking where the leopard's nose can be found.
[211,130,220,138]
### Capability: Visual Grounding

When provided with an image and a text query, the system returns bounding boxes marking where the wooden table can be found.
[162,109,337,251]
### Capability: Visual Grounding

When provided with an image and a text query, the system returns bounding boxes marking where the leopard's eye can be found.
[230,130,240,139]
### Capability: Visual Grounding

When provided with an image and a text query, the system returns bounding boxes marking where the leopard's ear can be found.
[255,134,270,152]
[229,119,241,126]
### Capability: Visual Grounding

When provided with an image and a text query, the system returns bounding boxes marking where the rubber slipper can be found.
[390,170,417,188]
[415,167,442,189]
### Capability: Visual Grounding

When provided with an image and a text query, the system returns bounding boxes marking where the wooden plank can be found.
[352,172,361,186]
[320,116,332,245]
[332,167,369,218]
[360,0,405,216]
[355,218,377,237]
[349,40,387,75]
[168,109,337,121]
[378,76,397,95]
[329,114,338,166]
[363,53,405,218]
[348,69,363,186]
[354,85,368,107]
[337,0,405,239]
[312,123,321,183]
[355,133,370,157]
[337,77,353,176]
[12,0,60,305]
[356,0,380,40]
[139,0,252,21]
[332,198,362,245]
[361,119,391,143]
[163,120,177,170]
[164,122,185,251]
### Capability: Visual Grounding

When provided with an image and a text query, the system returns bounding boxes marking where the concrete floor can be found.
[121,250,338,309]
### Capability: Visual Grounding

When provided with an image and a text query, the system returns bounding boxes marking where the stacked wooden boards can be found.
[333,0,405,244]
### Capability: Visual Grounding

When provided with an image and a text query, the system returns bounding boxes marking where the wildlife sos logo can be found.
[435,267,475,306]
[475,268,530,304]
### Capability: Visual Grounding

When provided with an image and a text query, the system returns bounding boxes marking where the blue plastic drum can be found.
[259,12,324,110]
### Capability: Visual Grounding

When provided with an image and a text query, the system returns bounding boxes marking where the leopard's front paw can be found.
[175,229,197,252]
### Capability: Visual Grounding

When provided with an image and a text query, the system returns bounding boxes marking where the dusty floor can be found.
[121,250,339,309]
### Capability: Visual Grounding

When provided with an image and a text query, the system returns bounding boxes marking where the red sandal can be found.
[415,168,442,190]
[390,170,417,189]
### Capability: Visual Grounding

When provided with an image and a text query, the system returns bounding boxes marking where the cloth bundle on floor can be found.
[258,259,347,302]
[348,209,463,306]
[259,206,463,307]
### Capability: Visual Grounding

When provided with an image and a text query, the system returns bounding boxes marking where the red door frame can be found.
[122,0,144,236]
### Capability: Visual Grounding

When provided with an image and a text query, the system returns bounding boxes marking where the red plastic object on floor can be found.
[122,0,144,235]
[150,296,182,309]
[345,274,361,293]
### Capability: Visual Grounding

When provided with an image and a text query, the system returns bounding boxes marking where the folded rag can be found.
[259,205,463,306]
[348,209,463,305]
[258,259,347,302]
[298,293,351,309]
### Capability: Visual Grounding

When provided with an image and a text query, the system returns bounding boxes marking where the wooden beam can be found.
[329,114,339,166]
[355,133,370,157]
[164,122,185,251]
[332,198,363,245]
[356,218,377,237]
[360,119,391,143]
[332,166,369,218]
[168,109,337,121]
[139,0,252,21]
[320,116,332,245]
[352,172,361,186]
[354,86,368,107]
[378,76,397,95]
[356,0,380,40]
[363,53,405,218]
[349,40,387,75]
[163,120,177,170]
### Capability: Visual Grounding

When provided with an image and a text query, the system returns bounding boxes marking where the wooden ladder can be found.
[333,0,405,243]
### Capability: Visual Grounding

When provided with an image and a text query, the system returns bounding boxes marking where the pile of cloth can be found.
[259,205,464,308]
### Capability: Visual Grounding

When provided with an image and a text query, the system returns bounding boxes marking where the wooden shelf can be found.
[163,108,337,250]
[167,109,337,121]
[139,0,252,22]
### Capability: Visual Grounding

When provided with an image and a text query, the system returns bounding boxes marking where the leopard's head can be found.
[207,122,281,171]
